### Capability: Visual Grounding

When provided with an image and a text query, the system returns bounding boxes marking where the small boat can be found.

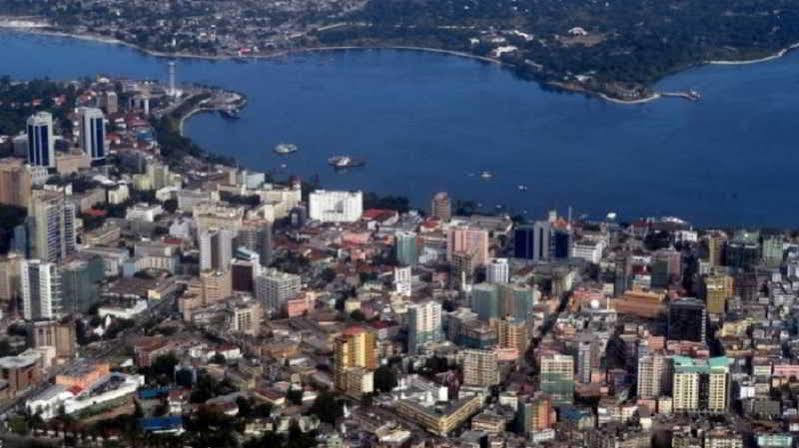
[280,163,288,169]
[517,184,528,191]
[274,143,298,155]
[219,107,240,119]
[480,171,493,180]
[328,155,365,169]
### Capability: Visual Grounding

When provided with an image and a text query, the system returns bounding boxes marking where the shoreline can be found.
[2,22,799,105]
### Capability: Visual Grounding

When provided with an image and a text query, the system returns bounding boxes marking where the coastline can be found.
[2,21,799,106]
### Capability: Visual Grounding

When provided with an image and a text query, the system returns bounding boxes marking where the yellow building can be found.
[0,158,32,209]
[334,326,377,395]
[703,275,734,315]
[495,316,529,354]
[672,356,731,414]
[395,394,482,436]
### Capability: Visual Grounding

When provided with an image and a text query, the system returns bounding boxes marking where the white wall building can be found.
[308,190,363,223]
[20,259,61,320]
[486,258,509,284]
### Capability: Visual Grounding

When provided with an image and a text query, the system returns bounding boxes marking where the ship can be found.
[274,143,298,155]
[328,155,366,169]
[517,184,529,191]
[480,171,494,180]
[219,107,240,119]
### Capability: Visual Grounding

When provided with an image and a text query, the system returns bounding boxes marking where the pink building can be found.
[285,292,315,317]
[446,226,489,267]
[773,364,799,378]
[341,231,371,245]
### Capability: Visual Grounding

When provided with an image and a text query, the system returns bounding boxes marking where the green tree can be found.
[373,365,397,393]
[350,309,366,322]
[308,390,342,425]
[286,388,303,405]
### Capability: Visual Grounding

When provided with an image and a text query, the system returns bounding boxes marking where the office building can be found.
[577,340,593,384]
[447,226,489,267]
[231,300,262,336]
[30,190,76,263]
[431,192,452,222]
[539,353,575,405]
[236,219,273,266]
[637,353,671,399]
[707,232,726,267]
[255,269,301,311]
[0,158,32,209]
[672,356,731,413]
[725,231,760,270]
[702,275,734,315]
[308,190,362,223]
[762,236,784,267]
[462,349,500,387]
[499,283,535,320]
[186,269,232,306]
[395,231,418,267]
[102,91,118,114]
[199,228,236,272]
[0,255,22,306]
[472,283,500,322]
[486,258,509,284]
[60,257,104,314]
[78,107,106,161]
[668,297,707,343]
[552,228,572,259]
[20,259,62,320]
[334,326,378,395]
[407,301,443,354]
[26,111,55,168]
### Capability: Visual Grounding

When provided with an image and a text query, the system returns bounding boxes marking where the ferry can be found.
[274,143,298,155]
[328,155,366,169]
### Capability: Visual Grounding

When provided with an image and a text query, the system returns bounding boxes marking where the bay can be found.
[2,30,798,227]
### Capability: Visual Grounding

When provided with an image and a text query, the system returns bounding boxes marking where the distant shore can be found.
[3,19,799,106]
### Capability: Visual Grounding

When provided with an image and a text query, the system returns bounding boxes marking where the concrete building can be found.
[255,269,301,312]
[30,190,76,263]
[199,228,236,272]
[394,266,412,297]
[78,107,106,161]
[27,320,76,359]
[395,394,481,436]
[471,283,500,322]
[539,353,575,405]
[0,158,32,209]
[236,219,273,266]
[637,353,671,399]
[672,356,731,414]
[26,111,55,168]
[517,393,555,433]
[702,275,734,315]
[431,192,451,222]
[308,190,362,223]
[462,349,499,387]
[334,326,377,396]
[407,301,443,354]
[447,226,489,269]
[395,231,418,267]
[60,257,104,314]
[495,316,528,355]
[486,258,509,284]
[20,259,61,320]
[668,297,707,343]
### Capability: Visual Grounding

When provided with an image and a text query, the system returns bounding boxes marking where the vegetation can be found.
[363,192,410,213]
[308,390,342,424]
[0,76,77,135]
[0,204,26,255]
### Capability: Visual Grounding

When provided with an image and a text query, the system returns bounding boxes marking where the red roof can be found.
[342,326,368,337]
[362,209,398,222]
[68,385,83,395]
[85,208,108,218]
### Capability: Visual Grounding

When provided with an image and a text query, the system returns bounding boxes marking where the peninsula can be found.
[1,0,799,101]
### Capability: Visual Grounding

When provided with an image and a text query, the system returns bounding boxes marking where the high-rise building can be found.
[334,326,378,395]
[78,107,106,161]
[462,349,500,387]
[20,259,61,320]
[517,393,555,434]
[231,300,262,336]
[60,257,104,314]
[102,91,118,114]
[395,231,418,267]
[26,111,55,168]
[447,226,489,267]
[486,258,509,284]
[539,354,574,405]
[472,283,500,322]
[236,219,273,266]
[577,340,593,384]
[199,228,236,271]
[407,301,443,354]
[672,356,731,413]
[762,236,784,268]
[0,158,32,209]
[637,352,671,399]
[186,269,232,305]
[668,297,707,343]
[0,255,22,306]
[30,190,76,263]
[255,269,301,311]
[514,221,551,261]
[394,266,412,297]
[499,283,535,320]
[308,190,363,223]
[431,192,452,222]
[725,231,760,270]
[496,316,528,354]
[702,275,734,315]
[27,319,76,359]
[552,228,572,259]
[706,232,726,267]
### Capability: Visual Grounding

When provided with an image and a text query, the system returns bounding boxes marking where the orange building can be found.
[55,362,110,390]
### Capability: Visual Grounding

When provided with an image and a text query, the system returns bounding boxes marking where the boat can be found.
[517,184,528,191]
[219,107,240,119]
[328,155,366,169]
[274,143,298,155]
[480,171,493,180]
[688,89,701,101]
